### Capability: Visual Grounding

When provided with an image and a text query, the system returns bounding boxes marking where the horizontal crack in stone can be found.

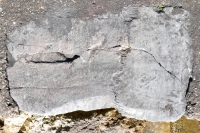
[25,52,80,63]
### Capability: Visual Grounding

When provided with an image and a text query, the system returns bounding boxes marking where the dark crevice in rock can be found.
[185,77,193,97]
[25,52,80,63]
[7,51,16,67]
[92,0,96,4]
[186,100,196,114]
[174,6,184,9]
[109,45,121,49]
[131,48,186,85]
[65,55,80,63]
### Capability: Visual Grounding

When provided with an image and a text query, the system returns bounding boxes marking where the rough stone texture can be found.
[0,0,199,130]
[6,6,192,122]
[2,113,28,133]
[184,0,200,120]
[1,109,200,133]
[24,109,146,133]
[0,33,18,117]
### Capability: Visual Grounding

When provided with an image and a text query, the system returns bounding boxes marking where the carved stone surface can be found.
[6,6,192,121]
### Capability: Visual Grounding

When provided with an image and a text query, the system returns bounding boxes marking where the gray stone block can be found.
[6,7,192,122]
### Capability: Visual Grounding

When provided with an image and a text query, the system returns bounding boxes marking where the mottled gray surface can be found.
[6,6,192,122]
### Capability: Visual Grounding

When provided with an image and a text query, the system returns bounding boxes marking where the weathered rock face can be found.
[6,6,192,122]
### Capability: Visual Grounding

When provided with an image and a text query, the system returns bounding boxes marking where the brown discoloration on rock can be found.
[0,117,4,128]
[4,109,146,133]
[1,109,200,133]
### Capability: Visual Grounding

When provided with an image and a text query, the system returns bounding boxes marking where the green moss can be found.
[157,5,164,12]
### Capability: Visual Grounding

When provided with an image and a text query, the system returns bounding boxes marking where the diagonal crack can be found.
[111,47,188,107]
[131,48,186,86]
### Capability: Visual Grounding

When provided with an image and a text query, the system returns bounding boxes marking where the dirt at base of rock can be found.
[1,108,200,133]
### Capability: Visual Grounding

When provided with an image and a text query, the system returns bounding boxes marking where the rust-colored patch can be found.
[170,116,200,133]
[144,116,200,133]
